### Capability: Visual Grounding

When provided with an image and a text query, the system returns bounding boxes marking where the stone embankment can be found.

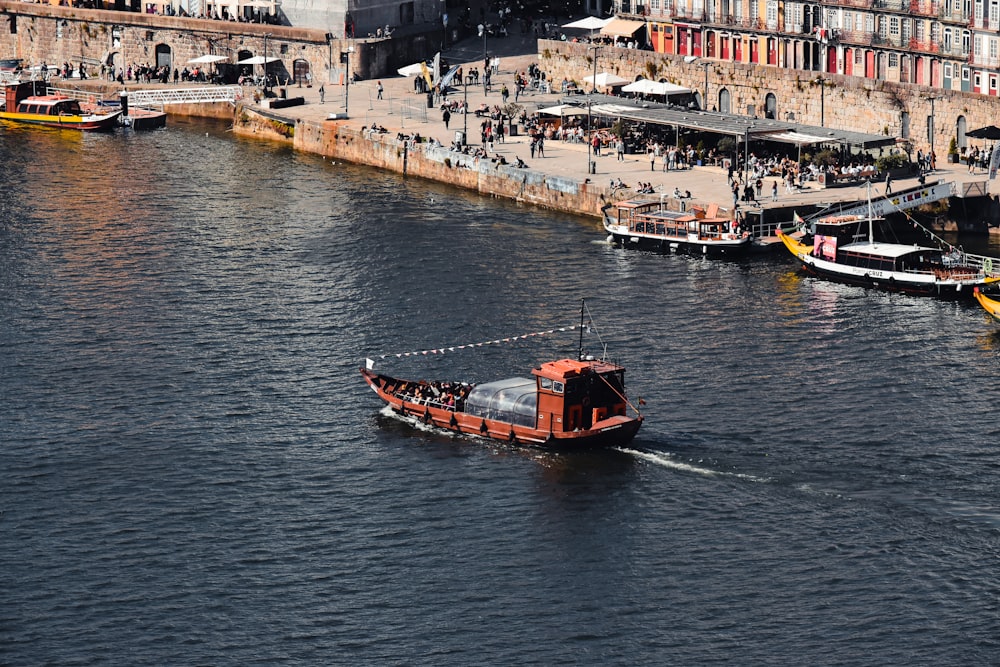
[234,106,611,217]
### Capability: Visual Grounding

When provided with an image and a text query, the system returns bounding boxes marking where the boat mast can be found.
[866,180,875,243]
[578,299,585,360]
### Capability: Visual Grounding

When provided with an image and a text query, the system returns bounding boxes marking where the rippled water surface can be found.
[2,118,999,665]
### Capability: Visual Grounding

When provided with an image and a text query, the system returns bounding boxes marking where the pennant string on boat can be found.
[377,325,583,360]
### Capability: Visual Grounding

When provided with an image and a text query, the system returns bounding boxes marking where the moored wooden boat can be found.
[776,190,1000,298]
[0,81,120,130]
[973,287,1000,321]
[602,198,751,257]
[361,304,644,450]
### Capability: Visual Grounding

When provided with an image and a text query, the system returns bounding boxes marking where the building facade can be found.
[615,0,1000,100]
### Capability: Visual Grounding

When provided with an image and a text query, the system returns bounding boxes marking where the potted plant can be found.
[948,137,959,163]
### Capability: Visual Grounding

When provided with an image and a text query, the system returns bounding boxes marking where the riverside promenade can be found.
[68,30,988,224]
[244,32,991,222]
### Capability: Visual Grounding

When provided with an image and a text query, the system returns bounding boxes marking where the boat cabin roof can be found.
[532,358,623,381]
[19,95,74,107]
[840,241,938,259]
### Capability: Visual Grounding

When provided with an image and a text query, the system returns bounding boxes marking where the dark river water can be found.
[2,118,999,666]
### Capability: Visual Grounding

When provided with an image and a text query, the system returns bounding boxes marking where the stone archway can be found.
[155,43,171,70]
[718,88,731,115]
[957,115,968,150]
[764,92,777,119]
[293,58,310,85]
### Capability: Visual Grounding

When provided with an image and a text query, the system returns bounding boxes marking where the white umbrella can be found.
[621,79,691,96]
[537,104,588,116]
[583,72,629,88]
[396,62,425,77]
[562,16,611,30]
[237,56,280,65]
[188,54,228,65]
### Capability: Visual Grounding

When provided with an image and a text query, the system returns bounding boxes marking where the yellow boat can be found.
[974,287,1000,321]
[0,81,120,131]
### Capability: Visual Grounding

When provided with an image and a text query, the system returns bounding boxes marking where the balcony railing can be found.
[909,0,936,14]
[872,0,908,11]
[969,54,1000,67]
[937,6,971,22]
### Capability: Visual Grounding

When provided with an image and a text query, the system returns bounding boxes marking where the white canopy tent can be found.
[562,16,612,36]
[621,79,691,96]
[188,54,228,65]
[396,62,425,77]
[537,104,589,116]
[237,55,280,65]
[583,72,629,88]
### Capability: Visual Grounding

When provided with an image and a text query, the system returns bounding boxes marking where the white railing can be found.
[127,86,243,107]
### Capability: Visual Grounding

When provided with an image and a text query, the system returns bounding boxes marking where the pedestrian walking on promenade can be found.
[377,81,383,99]
[319,85,325,104]
[443,108,451,129]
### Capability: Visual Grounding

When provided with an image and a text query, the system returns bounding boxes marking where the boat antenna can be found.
[577,300,610,361]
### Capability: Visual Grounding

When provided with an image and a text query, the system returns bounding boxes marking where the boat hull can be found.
[605,229,751,257]
[362,368,643,450]
[0,109,121,130]
[974,288,1000,320]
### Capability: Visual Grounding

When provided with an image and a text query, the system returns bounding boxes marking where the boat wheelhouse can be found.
[0,81,120,130]
[603,198,751,256]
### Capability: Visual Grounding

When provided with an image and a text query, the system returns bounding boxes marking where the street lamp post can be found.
[926,95,939,171]
[263,33,272,94]
[699,61,710,111]
[587,45,600,175]
[343,46,354,117]
[815,76,827,127]
[462,75,468,146]
[478,23,488,96]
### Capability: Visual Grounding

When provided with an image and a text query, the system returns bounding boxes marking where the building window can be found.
[889,53,898,67]
[964,66,971,80]
[945,62,953,77]
[991,75,998,90]
[974,72,982,87]
[990,37,998,60]
[963,30,971,53]
[975,35,983,56]
[889,16,899,37]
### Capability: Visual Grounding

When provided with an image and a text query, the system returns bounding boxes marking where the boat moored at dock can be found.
[602,197,751,257]
[0,81,120,130]
[776,192,1000,298]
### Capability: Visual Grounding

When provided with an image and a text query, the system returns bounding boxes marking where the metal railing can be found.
[389,99,429,125]
[127,86,243,108]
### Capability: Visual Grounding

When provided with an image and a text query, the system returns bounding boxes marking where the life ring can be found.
[985,258,993,274]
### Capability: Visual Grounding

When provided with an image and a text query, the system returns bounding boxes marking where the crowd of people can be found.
[389,380,473,412]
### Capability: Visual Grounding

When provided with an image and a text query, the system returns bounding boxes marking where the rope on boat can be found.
[371,324,584,361]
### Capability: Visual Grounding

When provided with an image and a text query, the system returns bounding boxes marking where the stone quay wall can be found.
[537,39,1000,159]
[234,107,609,218]
[0,2,441,83]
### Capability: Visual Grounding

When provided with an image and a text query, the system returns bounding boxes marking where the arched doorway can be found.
[957,115,967,150]
[718,88,731,115]
[764,93,777,119]
[293,58,310,85]
[155,44,171,70]
[901,111,910,139]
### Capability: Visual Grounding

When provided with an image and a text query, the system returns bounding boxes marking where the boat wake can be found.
[616,447,771,483]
